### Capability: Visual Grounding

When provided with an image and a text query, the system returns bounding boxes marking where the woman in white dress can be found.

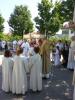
[29,46,42,92]
[2,50,13,92]
[54,46,60,66]
[67,36,75,69]
[70,37,75,100]
[12,47,27,94]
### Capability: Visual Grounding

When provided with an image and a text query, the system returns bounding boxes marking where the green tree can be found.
[60,0,74,22]
[34,0,74,36]
[34,0,53,35]
[34,0,61,36]
[8,5,33,36]
[53,0,74,24]
[0,14,4,32]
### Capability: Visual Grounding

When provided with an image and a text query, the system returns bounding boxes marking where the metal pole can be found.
[73,4,75,22]
[45,29,46,37]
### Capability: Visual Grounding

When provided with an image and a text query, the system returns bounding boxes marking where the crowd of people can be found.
[52,40,69,68]
[1,37,75,100]
[1,38,51,94]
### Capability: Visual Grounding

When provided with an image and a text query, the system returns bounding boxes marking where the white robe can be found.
[12,55,27,94]
[29,53,42,91]
[21,42,30,57]
[20,54,29,73]
[2,57,13,92]
[54,49,60,66]
[67,41,75,69]
[28,47,35,56]
[72,6,75,100]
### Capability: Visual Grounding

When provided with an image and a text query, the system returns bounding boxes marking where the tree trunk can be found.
[73,5,75,23]
[73,4,75,35]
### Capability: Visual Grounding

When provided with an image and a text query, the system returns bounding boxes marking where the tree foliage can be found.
[34,0,54,35]
[8,5,33,36]
[1,34,22,41]
[53,0,74,23]
[34,0,74,36]
[34,0,62,35]
[0,14,4,32]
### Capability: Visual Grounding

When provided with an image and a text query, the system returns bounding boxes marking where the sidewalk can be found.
[0,65,73,100]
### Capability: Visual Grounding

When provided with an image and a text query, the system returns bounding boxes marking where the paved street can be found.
[0,60,73,100]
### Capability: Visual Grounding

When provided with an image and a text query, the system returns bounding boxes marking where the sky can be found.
[0,0,57,33]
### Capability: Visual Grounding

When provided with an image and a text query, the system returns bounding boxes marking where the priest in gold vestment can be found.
[39,38,50,78]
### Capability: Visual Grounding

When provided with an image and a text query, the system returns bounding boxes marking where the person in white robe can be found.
[54,46,60,66]
[2,50,13,92]
[67,37,75,69]
[12,47,27,94]
[18,39,23,47]
[21,40,30,57]
[63,5,75,100]
[28,42,35,56]
[29,46,42,92]
[13,40,17,51]
[2,40,6,50]
[20,54,29,73]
